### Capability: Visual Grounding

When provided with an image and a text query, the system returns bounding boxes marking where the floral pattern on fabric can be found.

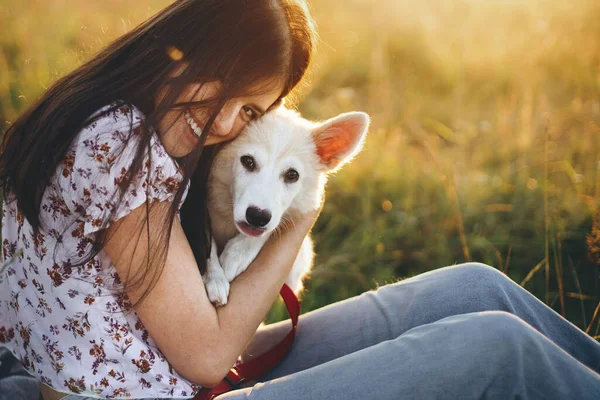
[0,104,201,398]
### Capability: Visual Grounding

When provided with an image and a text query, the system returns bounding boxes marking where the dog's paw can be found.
[220,240,256,282]
[203,271,230,307]
[220,250,250,283]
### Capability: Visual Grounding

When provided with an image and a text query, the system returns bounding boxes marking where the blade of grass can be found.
[495,249,503,271]
[544,122,550,305]
[418,137,470,262]
[568,257,587,328]
[566,293,597,301]
[503,245,512,274]
[556,233,566,317]
[586,302,600,334]
[520,258,546,287]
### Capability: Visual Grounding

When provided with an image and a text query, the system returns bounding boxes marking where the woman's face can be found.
[157,80,282,158]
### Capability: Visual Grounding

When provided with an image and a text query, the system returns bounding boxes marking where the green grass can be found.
[1,0,600,335]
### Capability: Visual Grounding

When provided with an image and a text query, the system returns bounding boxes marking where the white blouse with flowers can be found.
[0,104,201,398]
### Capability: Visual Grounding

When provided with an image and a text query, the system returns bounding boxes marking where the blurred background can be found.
[1,0,599,334]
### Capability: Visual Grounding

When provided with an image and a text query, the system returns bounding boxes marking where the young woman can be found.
[0,1,599,399]
[0,0,317,398]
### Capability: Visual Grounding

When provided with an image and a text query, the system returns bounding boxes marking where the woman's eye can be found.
[241,106,257,122]
[241,155,256,171]
[284,169,299,183]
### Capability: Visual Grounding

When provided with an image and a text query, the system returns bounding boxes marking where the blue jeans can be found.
[11,263,600,399]
[219,263,600,399]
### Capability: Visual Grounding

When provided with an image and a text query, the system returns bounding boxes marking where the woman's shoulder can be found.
[57,101,185,235]
[64,101,152,189]
[84,101,146,128]
[68,100,175,167]
[78,101,148,143]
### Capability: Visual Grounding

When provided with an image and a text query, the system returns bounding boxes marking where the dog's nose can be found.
[246,206,271,228]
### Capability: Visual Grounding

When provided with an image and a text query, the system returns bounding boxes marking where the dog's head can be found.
[211,108,370,238]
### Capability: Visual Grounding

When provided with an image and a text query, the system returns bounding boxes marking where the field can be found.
[1,0,599,334]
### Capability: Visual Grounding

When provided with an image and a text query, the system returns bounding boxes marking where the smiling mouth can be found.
[184,110,203,138]
[236,221,267,237]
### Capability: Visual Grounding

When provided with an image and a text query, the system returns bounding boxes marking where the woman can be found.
[0,0,316,398]
[0,1,598,399]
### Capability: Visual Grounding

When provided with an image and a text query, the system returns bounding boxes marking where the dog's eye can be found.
[241,155,256,171]
[284,169,299,183]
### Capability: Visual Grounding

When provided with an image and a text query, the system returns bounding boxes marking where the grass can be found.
[1,0,599,333]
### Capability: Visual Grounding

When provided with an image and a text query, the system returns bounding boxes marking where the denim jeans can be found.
[8,263,600,399]
[0,348,40,400]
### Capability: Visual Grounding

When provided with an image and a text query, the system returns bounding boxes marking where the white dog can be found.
[203,107,370,306]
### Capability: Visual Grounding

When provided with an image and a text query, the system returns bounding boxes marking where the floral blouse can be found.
[0,104,201,398]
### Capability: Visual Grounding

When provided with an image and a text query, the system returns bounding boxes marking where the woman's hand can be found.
[296,206,322,230]
[281,197,324,237]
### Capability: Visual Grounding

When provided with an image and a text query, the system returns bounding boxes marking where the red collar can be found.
[194,284,300,400]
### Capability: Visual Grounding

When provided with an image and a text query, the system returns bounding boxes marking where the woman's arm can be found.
[103,201,317,388]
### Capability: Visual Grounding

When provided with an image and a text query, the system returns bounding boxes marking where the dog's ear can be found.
[312,112,370,172]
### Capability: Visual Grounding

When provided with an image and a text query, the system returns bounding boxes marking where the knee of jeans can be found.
[454,262,505,280]
[450,262,512,292]
[467,311,530,346]
[447,263,517,310]
[455,311,531,361]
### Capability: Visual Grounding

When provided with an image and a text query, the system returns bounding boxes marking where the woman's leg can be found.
[0,348,40,400]
[251,263,600,381]
[222,311,600,399]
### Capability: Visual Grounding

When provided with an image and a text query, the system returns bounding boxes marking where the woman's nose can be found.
[213,105,238,137]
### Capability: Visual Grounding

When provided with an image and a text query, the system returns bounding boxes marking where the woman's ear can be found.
[312,112,370,172]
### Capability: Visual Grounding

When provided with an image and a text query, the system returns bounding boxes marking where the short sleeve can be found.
[58,104,186,236]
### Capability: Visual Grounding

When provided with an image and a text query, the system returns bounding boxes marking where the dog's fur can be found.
[203,107,370,305]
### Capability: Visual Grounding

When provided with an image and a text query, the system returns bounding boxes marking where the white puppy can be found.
[203,107,370,306]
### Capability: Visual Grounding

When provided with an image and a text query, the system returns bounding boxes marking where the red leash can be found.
[194,284,300,400]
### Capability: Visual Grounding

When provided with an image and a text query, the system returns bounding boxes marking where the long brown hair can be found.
[0,0,317,306]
